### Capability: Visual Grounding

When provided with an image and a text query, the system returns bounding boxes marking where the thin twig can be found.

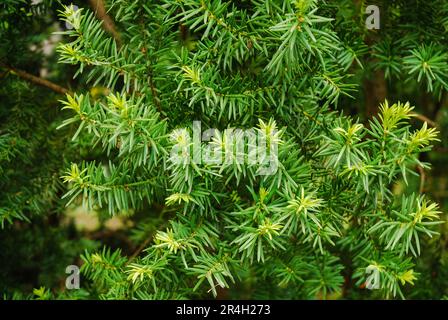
[0,63,71,95]
[149,75,162,114]
[127,236,153,265]
[88,0,121,45]
[417,165,426,194]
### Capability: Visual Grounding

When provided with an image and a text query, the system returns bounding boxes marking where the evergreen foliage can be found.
[1,0,447,300]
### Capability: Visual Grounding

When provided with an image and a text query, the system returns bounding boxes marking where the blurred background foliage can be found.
[0,0,447,299]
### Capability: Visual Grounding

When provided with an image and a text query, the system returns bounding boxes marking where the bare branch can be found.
[88,0,122,45]
[410,112,438,128]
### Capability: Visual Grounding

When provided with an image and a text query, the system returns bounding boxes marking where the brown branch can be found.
[417,165,426,194]
[126,236,153,265]
[88,0,121,45]
[0,63,71,95]
[410,112,438,128]
[364,69,387,119]
[434,147,448,153]
[126,206,168,264]
[149,75,162,114]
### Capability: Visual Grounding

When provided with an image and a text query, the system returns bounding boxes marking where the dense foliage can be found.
[1,0,447,300]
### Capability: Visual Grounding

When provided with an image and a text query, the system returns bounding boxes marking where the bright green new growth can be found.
[55,1,443,300]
